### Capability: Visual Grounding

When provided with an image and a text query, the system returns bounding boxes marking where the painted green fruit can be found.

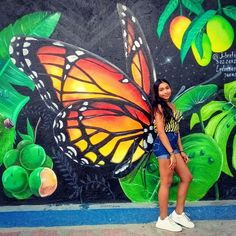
[2,165,28,193]
[191,33,212,66]
[29,167,57,197]
[12,186,32,200]
[42,155,53,169]
[19,144,46,170]
[16,139,33,151]
[206,15,234,52]
[169,16,191,49]
[3,149,20,168]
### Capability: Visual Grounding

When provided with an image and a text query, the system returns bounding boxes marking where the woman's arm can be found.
[155,111,174,154]
[177,132,190,163]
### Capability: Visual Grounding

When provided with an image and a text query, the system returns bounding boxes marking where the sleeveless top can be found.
[154,110,183,133]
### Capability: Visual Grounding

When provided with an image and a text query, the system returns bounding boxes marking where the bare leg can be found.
[158,159,174,219]
[174,154,193,214]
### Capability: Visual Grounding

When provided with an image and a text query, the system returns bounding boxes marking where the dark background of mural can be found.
[0,0,235,205]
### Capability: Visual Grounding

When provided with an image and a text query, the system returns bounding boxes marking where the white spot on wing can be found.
[53,41,64,47]
[67,55,78,62]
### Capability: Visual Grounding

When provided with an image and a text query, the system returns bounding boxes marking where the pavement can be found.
[0,220,236,236]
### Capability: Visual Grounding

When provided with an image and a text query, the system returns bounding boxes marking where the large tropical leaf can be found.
[156,0,179,38]
[224,80,236,105]
[119,133,223,202]
[0,12,61,59]
[214,111,236,176]
[173,84,218,116]
[190,101,230,129]
[0,78,29,124]
[182,0,204,15]
[180,10,216,63]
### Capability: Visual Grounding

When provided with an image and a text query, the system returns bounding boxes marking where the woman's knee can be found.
[181,174,193,184]
[160,178,173,188]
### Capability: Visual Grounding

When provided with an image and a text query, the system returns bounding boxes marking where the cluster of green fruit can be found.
[2,139,57,200]
[169,14,234,66]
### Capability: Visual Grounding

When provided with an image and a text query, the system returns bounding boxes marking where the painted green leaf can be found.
[180,10,216,63]
[156,0,179,38]
[170,133,223,201]
[194,32,203,58]
[214,111,236,176]
[223,5,236,21]
[18,132,34,142]
[190,101,229,129]
[173,84,218,115]
[232,135,236,170]
[224,80,236,105]
[0,114,16,165]
[0,11,61,59]
[119,153,160,203]
[119,133,223,202]
[0,78,29,124]
[205,110,230,137]
[26,119,35,141]
[0,60,35,91]
[182,0,204,15]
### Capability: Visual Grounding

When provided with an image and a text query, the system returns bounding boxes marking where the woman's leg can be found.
[158,159,174,219]
[174,153,193,214]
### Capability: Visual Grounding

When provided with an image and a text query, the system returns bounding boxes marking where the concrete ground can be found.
[1,220,236,236]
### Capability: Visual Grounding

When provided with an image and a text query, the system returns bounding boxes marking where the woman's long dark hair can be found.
[152,79,174,124]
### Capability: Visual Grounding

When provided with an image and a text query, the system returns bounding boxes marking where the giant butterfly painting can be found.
[10,4,156,178]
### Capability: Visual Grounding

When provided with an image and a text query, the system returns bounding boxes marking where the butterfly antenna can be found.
[34,117,42,143]
[141,152,152,189]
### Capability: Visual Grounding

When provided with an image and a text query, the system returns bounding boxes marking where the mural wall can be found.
[0,0,235,205]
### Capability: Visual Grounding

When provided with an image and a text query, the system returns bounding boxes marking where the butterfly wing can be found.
[117,4,156,98]
[10,36,151,114]
[53,98,152,175]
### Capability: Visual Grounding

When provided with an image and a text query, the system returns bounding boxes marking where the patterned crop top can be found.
[154,110,183,133]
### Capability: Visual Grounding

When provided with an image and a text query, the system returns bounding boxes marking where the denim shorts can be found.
[153,132,180,159]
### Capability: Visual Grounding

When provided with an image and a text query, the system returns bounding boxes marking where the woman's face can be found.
[158,82,172,101]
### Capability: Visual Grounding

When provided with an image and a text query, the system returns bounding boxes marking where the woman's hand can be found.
[181,151,190,163]
[169,154,177,169]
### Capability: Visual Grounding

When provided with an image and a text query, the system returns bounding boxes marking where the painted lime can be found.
[16,139,33,151]
[42,155,53,169]
[29,167,58,197]
[191,33,212,66]
[2,165,28,193]
[19,144,46,170]
[169,16,191,49]
[12,186,32,200]
[206,15,234,52]
[3,149,20,168]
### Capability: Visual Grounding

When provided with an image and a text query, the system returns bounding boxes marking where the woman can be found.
[153,79,194,232]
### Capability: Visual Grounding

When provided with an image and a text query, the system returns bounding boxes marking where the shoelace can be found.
[168,216,178,225]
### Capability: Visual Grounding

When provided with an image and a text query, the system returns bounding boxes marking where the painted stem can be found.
[197,111,205,133]
[214,182,220,200]
[179,0,183,16]
[217,0,222,14]
[34,117,41,143]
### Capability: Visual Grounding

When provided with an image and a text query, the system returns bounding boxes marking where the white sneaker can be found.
[170,210,195,228]
[156,216,182,232]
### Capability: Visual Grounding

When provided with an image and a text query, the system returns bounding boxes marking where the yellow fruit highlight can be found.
[191,33,212,66]
[206,15,234,52]
[169,16,191,49]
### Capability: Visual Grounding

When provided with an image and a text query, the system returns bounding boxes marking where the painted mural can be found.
[0,0,235,205]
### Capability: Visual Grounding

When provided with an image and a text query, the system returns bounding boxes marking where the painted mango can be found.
[169,16,191,49]
[191,33,212,66]
[206,15,234,52]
